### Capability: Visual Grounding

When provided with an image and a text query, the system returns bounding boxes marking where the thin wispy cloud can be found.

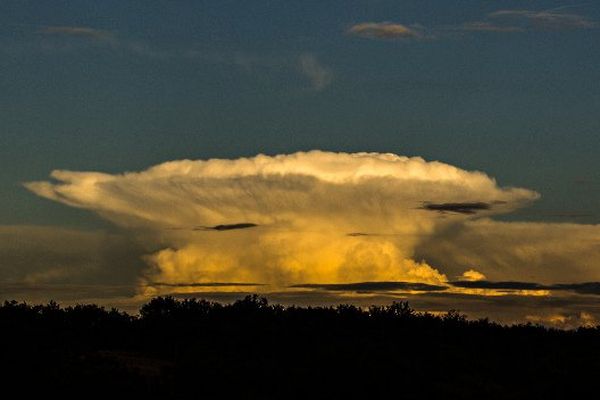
[34,24,168,58]
[39,26,115,41]
[17,25,334,92]
[489,9,596,31]
[347,22,425,40]
[350,7,596,41]
[298,53,333,91]
[451,280,600,296]
[459,22,525,33]
[187,51,334,91]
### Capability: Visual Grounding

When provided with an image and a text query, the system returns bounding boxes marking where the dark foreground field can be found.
[2,295,600,398]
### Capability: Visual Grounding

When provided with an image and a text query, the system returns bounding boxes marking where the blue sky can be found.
[2,1,600,323]
[2,0,599,228]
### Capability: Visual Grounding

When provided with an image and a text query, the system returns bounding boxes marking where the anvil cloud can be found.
[25,151,541,295]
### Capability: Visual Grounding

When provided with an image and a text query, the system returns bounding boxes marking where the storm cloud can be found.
[25,151,539,296]
[0,225,146,305]
[416,218,600,284]
[291,281,448,292]
[24,149,600,313]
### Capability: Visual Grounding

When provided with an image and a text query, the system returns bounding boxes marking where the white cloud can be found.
[25,151,539,295]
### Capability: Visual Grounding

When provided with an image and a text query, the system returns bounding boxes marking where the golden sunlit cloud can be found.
[418,218,600,284]
[526,312,598,329]
[25,151,541,296]
[460,269,487,282]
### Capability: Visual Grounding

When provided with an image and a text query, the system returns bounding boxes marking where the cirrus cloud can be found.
[489,9,596,31]
[458,22,525,33]
[298,53,333,91]
[39,26,115,41]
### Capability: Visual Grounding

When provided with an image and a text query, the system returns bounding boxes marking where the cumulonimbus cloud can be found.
[0,225,145,304]
[416,218,600,284]
[25,151,539,295]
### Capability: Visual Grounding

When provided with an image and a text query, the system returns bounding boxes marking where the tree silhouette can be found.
[1,296,599,398]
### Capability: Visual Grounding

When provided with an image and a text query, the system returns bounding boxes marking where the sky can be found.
[1,1,600,327]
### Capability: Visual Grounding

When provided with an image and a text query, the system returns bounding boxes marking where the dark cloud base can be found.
[452,280,600,296]
[290,281,447,292]
[420,201,492,214]
[196,223,259,231]
[147,282,265,287]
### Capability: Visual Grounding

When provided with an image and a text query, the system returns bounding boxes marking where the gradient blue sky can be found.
[3,2,600,325]
[2,0,599,229]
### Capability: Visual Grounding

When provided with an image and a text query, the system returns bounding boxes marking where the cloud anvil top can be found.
[22,150,547,294]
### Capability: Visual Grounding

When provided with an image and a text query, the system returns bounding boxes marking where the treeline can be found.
[1,295,600,398]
